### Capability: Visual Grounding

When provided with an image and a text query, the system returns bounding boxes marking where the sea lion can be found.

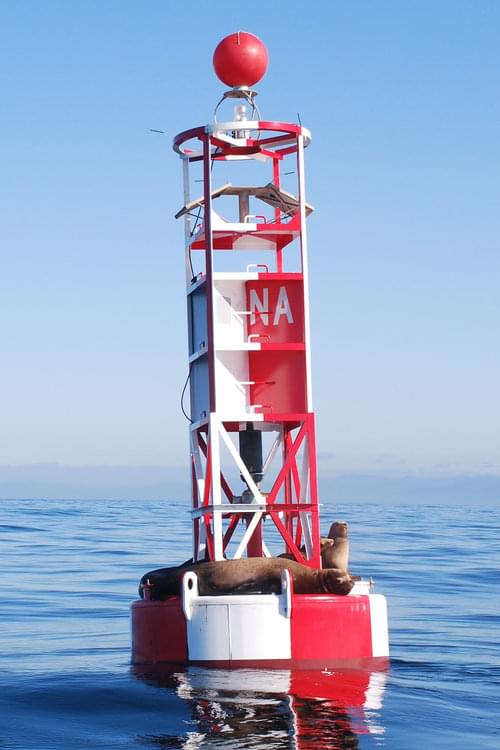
[139,557,354,600]
[278,536,334,562]
[322,520,350,571]
[276,522,350,571]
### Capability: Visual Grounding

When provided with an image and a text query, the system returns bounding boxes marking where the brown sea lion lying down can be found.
[139,557,355,600]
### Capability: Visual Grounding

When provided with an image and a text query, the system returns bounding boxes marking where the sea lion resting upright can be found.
[322,520,350,571]
[278,520,350,571]
[139,557,354,600]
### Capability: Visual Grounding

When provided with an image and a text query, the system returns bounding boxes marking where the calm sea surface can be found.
[1,498,499,749]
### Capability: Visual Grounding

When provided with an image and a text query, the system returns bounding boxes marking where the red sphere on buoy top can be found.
[213,31,268,88]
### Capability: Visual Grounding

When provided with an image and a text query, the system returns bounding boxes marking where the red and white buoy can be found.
[131,32,389,668]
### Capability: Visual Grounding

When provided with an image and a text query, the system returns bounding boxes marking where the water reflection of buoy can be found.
[132,666,387,749]
[131,31,389,668]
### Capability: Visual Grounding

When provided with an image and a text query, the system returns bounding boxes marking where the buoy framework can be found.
[131,32,389,667]
[174,118,321,567]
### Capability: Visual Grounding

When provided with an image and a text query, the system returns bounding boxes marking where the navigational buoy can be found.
[131,32,389,669]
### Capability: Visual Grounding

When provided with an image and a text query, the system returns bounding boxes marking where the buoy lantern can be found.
[131,32,389,669]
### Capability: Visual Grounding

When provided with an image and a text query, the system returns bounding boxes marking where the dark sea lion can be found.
[139,557,354,600]
[322,520,350,571]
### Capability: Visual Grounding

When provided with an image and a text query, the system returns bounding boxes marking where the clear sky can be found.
[1,1,499,496]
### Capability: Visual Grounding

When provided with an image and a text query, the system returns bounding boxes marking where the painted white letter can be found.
[250,288,269,325]
[273,286,294,325]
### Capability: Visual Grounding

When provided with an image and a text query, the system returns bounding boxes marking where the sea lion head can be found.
[328,520,348,539]
[319,568,354,595]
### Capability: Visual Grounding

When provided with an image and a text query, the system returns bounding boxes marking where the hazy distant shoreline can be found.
[0,464,498,505]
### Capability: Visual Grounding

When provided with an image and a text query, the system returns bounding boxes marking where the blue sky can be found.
[1,1,499,498]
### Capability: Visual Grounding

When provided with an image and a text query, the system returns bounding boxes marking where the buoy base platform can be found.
[131,572,389,667]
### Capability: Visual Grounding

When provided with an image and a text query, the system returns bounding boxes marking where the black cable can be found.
[180,364,193,423]
[190,147,219,239]
[190,205,202,237]
[188,253,196,284]
[211,146,220,172]
[189,147,221,281]
[183,146,221,402]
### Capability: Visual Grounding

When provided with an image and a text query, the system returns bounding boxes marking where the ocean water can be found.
[0,498,499,749]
